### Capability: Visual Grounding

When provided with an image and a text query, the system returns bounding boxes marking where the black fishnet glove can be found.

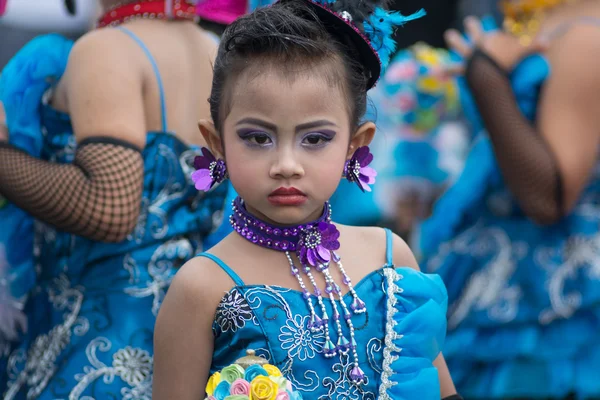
[466,49,564,224]
[442,395,463,400]
[0,137,144,242]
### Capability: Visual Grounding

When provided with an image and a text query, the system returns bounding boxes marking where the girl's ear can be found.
[198,120,224,159]
[347,121,376,159]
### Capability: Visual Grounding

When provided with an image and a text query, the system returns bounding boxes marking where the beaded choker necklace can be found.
[229,197,368,384]
[98,0,198,28]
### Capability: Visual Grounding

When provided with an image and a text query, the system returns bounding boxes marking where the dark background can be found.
[391,0,460,49]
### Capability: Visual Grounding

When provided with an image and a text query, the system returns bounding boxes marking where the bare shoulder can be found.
[388,231,420,271]
[68,28,136,66]
[154,255,228,398]
[63,28,149,146]
[168,254,234,312]
[546,24,600,81]
[64,27,147,89]
[338,225,420,271]
[196,27,219,54]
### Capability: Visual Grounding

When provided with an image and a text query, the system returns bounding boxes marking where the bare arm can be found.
[536,26,600,216]
[465,26,600,224]
[391,234,458,398]
[153,257,224,400]
[0,30,147,242]
[65,29,147,148]
[434,354,458,399]
[0,101,7,141]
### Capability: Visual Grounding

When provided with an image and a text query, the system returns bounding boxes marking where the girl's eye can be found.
[251,134,271,145]
[302,133,334,146]
[306,136,322,145]
[239,131,273,146]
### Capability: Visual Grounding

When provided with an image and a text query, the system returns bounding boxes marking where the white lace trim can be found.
[378,268,404,400]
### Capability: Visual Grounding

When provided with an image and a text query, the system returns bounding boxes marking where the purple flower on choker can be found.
[344,146,377,192]
[191,148,227,191]
[298,222,340,267]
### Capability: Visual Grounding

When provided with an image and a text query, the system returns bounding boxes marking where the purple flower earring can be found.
[343,146,377,192]
[191,147,227,191]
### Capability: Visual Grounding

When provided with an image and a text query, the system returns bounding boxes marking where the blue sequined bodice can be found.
[207,249,448,400]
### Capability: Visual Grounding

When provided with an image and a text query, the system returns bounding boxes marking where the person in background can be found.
[421,0,600,398]
[0,0,228,398]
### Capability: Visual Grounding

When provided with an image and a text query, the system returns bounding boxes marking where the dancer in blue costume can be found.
[153,1,461,399]
[0,0,229,398]
[421,0,600,398]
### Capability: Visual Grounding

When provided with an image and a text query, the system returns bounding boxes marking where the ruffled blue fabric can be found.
[427,195,600,398]
[420,53,551,254]
[0,34,74,299]
[382,267,447,400]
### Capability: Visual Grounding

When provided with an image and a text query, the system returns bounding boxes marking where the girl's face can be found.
[202,68,374,226]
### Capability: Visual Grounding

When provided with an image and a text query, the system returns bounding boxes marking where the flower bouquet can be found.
[205,350,302,400]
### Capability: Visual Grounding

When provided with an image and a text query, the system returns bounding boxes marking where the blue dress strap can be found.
[116,27,168,132]
[197,253,246,287]
[384,228,394,267]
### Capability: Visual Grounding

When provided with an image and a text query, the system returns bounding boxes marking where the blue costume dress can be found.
[203,229,448,400]
[420,26,600,399]
[0,29,228,399]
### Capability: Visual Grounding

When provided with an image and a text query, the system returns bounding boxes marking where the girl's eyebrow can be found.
[295,120,337,132]
[236,118,277,132]
[235,118,337,133]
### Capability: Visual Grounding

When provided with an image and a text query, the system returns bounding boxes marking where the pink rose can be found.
[206,397,216,400]
[276,390,290,400]
[230,379,250,395]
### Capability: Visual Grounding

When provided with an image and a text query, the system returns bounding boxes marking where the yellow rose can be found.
[250,375,279,400]
[263,364,282,377]
[206,372,221,396]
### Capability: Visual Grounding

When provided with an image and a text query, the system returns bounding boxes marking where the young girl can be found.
[153,0,459,399]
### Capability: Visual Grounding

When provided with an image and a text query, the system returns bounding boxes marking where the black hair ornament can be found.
[298,0,425,88]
